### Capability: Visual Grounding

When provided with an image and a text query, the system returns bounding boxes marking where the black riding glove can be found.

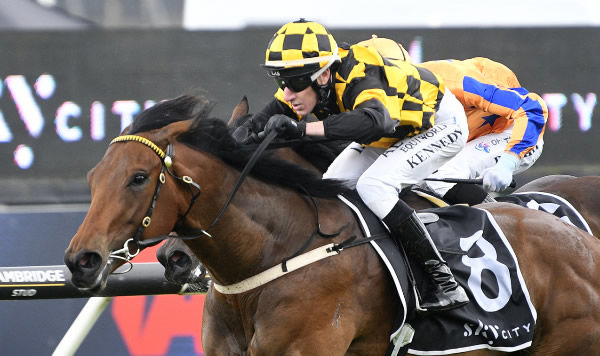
[232,125,260,144]
[263,114,306,139]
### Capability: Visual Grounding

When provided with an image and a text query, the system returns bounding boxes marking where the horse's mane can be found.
[134,95,349,199]
[180,119,350,198]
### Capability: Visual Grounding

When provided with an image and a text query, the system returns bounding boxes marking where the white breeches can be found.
[323,90,468,218]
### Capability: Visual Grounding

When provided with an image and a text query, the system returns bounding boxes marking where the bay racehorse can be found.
[64,95,600,355]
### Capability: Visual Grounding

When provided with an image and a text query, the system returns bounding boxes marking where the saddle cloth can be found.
[338,191,536,356]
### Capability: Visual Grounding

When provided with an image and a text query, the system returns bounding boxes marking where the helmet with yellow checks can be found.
[263,19,340,92]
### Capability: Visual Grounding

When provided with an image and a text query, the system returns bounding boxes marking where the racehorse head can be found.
[63,95,213,290]
[64,94,349,291]
[156,235,211,292]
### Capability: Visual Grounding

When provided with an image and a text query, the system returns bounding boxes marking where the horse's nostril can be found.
[78,253,90,267]
[171,250,191,268]
[77,251,102,270]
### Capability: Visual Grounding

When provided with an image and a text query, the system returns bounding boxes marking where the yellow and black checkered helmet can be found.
[263,19,340,78]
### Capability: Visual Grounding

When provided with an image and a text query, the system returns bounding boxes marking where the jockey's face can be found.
[282,68,331,117]
[282,84,318,116]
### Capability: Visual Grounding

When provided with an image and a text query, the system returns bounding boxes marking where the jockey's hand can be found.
[232,124,260,144]
[263,114,306,139]
[232,116,264,144]
[482,153,520,192]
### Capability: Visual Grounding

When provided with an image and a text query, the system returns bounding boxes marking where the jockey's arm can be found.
[460,77,548,192]
[252,95,395,144]
[320,99,396,144]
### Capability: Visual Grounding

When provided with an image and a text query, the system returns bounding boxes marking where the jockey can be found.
[233,19,469,312]
[416,58,548,204]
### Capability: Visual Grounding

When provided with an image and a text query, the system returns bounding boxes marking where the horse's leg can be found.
[344,249,400,356]
[202,290,246,356]
[246,292,355,355]
[526,259,600,356]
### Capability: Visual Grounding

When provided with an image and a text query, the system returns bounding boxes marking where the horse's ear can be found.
[229,96,249,127]
[164,120,193,140]
[120,124,131,135]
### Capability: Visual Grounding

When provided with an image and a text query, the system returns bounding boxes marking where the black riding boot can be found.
[383,200,469,312]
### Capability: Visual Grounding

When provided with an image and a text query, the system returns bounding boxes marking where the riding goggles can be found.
[274,75,314,92]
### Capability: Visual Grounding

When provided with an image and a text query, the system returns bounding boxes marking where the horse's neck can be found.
[189,178,332,286]
[272,147,322,175]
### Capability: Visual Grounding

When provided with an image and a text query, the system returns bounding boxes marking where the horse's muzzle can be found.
[157,249,193,285]
[64,249,109,291]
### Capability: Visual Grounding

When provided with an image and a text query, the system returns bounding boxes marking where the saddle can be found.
[496,192,591,233]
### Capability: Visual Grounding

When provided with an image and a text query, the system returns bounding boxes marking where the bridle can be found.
[106,130,279,272]
[107,134,203,272]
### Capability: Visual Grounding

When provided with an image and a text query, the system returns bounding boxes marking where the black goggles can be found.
[274,75,314,92]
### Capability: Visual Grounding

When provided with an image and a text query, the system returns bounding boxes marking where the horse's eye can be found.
[130,172,149,186]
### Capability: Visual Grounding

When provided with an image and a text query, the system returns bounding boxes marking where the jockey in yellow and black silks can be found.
[233,19,469,312]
